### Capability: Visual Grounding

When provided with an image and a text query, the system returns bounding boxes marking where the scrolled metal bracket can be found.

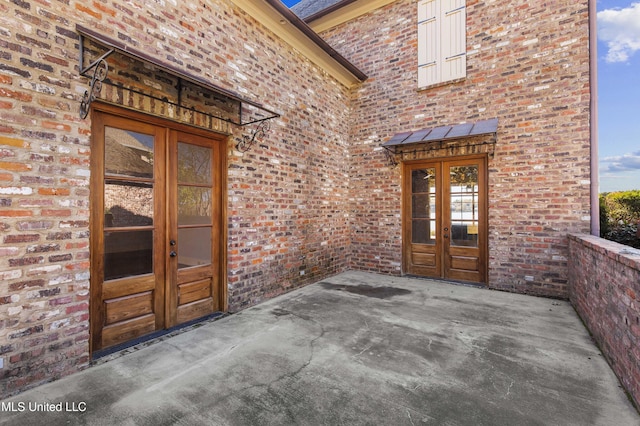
[236,120,271,153]
[383,147,398,168]
[79,58,109,119]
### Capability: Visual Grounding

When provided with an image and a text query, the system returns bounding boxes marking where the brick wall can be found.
[569,234,640,408]
[0,0,352,397]
[0,0,93,398]
[317,0,591,296]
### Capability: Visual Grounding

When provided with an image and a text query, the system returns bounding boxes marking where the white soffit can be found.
[229,0,364,87]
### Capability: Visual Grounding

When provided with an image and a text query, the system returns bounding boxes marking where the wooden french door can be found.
[90,106,226,353]
[403,156,487,283]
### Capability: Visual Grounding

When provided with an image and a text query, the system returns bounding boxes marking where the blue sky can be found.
[597,1,640,192]
[283,0,640,193]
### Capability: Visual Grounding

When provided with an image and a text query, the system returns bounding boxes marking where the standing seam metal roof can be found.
[382,118,499,148]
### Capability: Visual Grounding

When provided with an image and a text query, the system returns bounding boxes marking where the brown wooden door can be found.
[90,107,226,353]
[167,131,223,325]
[403,156,487,284]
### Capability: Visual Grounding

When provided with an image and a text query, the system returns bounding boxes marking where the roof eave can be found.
[303,0,398,33]
[229,0,367,87]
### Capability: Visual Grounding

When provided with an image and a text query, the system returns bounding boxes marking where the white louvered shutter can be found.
[418,0,466,88]
[441,0,466,82]
[418,0,439,87]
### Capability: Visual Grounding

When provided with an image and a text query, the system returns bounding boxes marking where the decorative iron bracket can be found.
[78,33,114,119]
[383,146,398,168]
[79,57,109,119]
[236,120,271,153]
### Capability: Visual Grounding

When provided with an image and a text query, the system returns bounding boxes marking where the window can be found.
[418,0,467,88]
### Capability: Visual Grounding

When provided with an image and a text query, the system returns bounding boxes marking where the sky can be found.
[283,0,640,192]
[596,1,640,192]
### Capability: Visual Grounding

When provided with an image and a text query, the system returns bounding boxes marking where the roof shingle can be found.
[290,0,347,19]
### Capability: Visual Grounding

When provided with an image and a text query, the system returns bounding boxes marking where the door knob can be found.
[170,240,176,246]
[169,250,177,257]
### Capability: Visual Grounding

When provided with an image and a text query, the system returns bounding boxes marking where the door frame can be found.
[89,102,228,355]
[401,154,488,284]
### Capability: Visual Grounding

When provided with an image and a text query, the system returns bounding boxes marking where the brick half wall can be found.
[568,234,640,408]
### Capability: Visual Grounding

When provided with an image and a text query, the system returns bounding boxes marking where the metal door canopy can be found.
[383,118,498,152]
[77,24,279,127]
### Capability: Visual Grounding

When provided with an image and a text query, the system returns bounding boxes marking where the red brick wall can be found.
[569,234,640,408]
[0,0,352,396]
[0,0,93,397]
[318,0,591,295]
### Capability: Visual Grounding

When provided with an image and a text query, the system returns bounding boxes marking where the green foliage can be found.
[599,190,640,249]
[599,194,610,236]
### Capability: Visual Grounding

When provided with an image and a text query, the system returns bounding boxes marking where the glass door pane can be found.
[104,230,153,280]
[449,165,479,247]
[105,127,154,178]
[103,126,155,280]
[177,142,213,268]
[411,168,437,244]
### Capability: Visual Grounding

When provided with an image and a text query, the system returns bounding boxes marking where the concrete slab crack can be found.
[200,310,326,421]
[504,379,515,399]
[352,343,373,358]
[407,408,416,426]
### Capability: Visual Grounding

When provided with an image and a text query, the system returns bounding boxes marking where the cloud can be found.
[601,150,640,172]
[597,2,640,63]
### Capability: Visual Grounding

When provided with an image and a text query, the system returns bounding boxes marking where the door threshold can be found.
[92,312,227,363]
[404,274,487,289]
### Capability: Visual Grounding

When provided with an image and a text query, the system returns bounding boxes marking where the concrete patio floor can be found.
[1,271,638,425]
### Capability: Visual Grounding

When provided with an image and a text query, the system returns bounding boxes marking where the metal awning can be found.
[382,118,498,152]
[77,24,279,127]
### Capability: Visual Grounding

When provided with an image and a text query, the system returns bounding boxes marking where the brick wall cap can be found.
[569,233,640,270]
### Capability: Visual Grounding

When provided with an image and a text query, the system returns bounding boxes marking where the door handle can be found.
[169,250,177,258]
